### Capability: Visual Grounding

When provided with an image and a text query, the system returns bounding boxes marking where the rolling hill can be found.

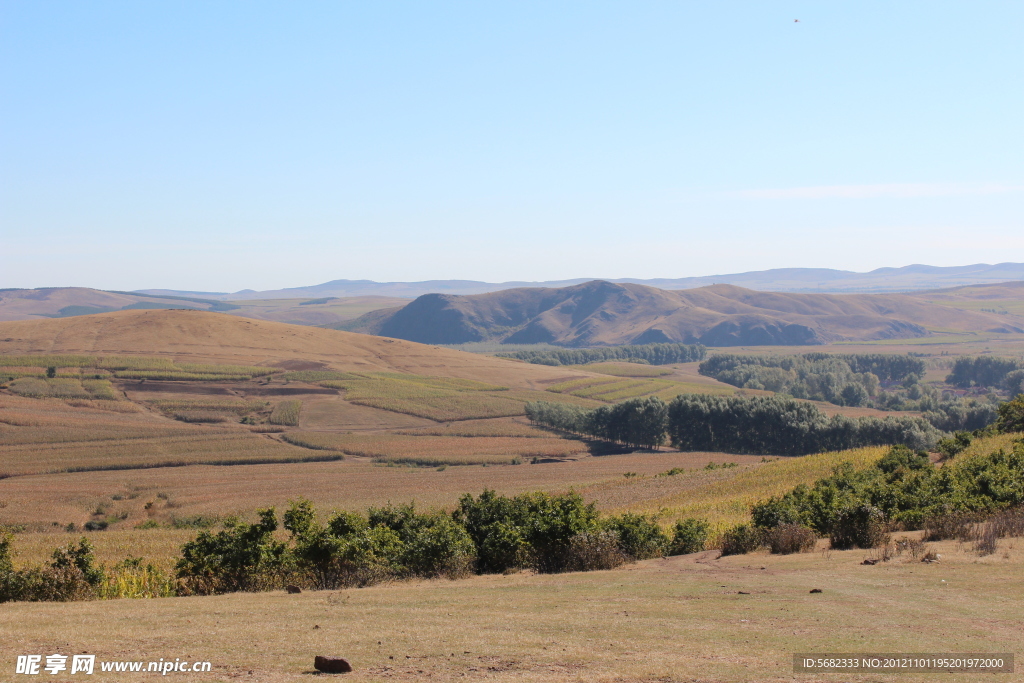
[343,280,1024,347]
[0,309,580,386]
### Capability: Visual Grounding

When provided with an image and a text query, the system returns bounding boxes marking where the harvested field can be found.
[396,417,554,438]
[280,431,587,465]
[297,396,435,430]
[0,432,340,476]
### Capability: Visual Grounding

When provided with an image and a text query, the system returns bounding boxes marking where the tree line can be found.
[946,356,1024,392]
[526,393,943,456]
[498,342,706,366]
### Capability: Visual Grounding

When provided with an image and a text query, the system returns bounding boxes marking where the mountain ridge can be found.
[134,262,1024,300]
[342,280,1024,347]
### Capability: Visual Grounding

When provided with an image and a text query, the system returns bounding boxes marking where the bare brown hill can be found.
[0,287,406,327]
[0,309,582,387]
[347,280,1024,346]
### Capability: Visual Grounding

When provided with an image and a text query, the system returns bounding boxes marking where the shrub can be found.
[764,524,817,554]
[922,512,973,541]
[830,505,887,550]
[719,524,764,556]
[176,508,290,594]
[454,489,600,573]
[667,518,710,555]
[398,515,476,579]
[564,530,627,571]
[602,513,668,560]
[937,431,973,460]
[996,395,1024,433]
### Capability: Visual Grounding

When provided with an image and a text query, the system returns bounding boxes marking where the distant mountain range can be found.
[342,280,1024,347]
[136,262,1024,300]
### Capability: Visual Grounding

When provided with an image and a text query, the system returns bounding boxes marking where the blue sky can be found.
[2,1,1022,291]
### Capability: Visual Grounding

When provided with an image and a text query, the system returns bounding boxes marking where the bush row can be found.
[170,492,713,595]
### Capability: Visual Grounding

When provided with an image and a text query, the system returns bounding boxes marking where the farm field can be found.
[0,448,765,537]
[2,535,1021,683]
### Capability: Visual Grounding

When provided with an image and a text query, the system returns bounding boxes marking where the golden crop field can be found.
[618,445,890,530]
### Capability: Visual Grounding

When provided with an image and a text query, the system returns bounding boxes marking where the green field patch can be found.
[547,377,620,394]
[583,362,673,377]
[268,400,302,426]
[365,373,508,391]
[579,379,664,400]
[319,376,524,421]
[7,377,120,401]
[279,370,362,382]
[500,389,604,408]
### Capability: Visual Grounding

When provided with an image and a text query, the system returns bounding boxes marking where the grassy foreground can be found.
[3,536,1020,682]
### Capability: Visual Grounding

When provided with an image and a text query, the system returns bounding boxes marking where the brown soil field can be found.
[396,417,554,438]
[0,450,764,533]
[281,431,590,465]
[2,535,1020,682]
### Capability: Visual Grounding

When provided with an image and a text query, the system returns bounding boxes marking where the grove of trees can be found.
[526,393,943,456]
[499,342,706,366]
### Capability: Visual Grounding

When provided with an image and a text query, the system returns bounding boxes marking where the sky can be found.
[1,1,1022,292]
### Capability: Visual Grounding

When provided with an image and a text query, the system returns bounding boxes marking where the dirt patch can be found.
[271,360,329,371]
[241,386,339,396]
[118,381,237,395]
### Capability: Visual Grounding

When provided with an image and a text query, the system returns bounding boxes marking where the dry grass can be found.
[2,537,1021,682]
[280,432,587,465]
